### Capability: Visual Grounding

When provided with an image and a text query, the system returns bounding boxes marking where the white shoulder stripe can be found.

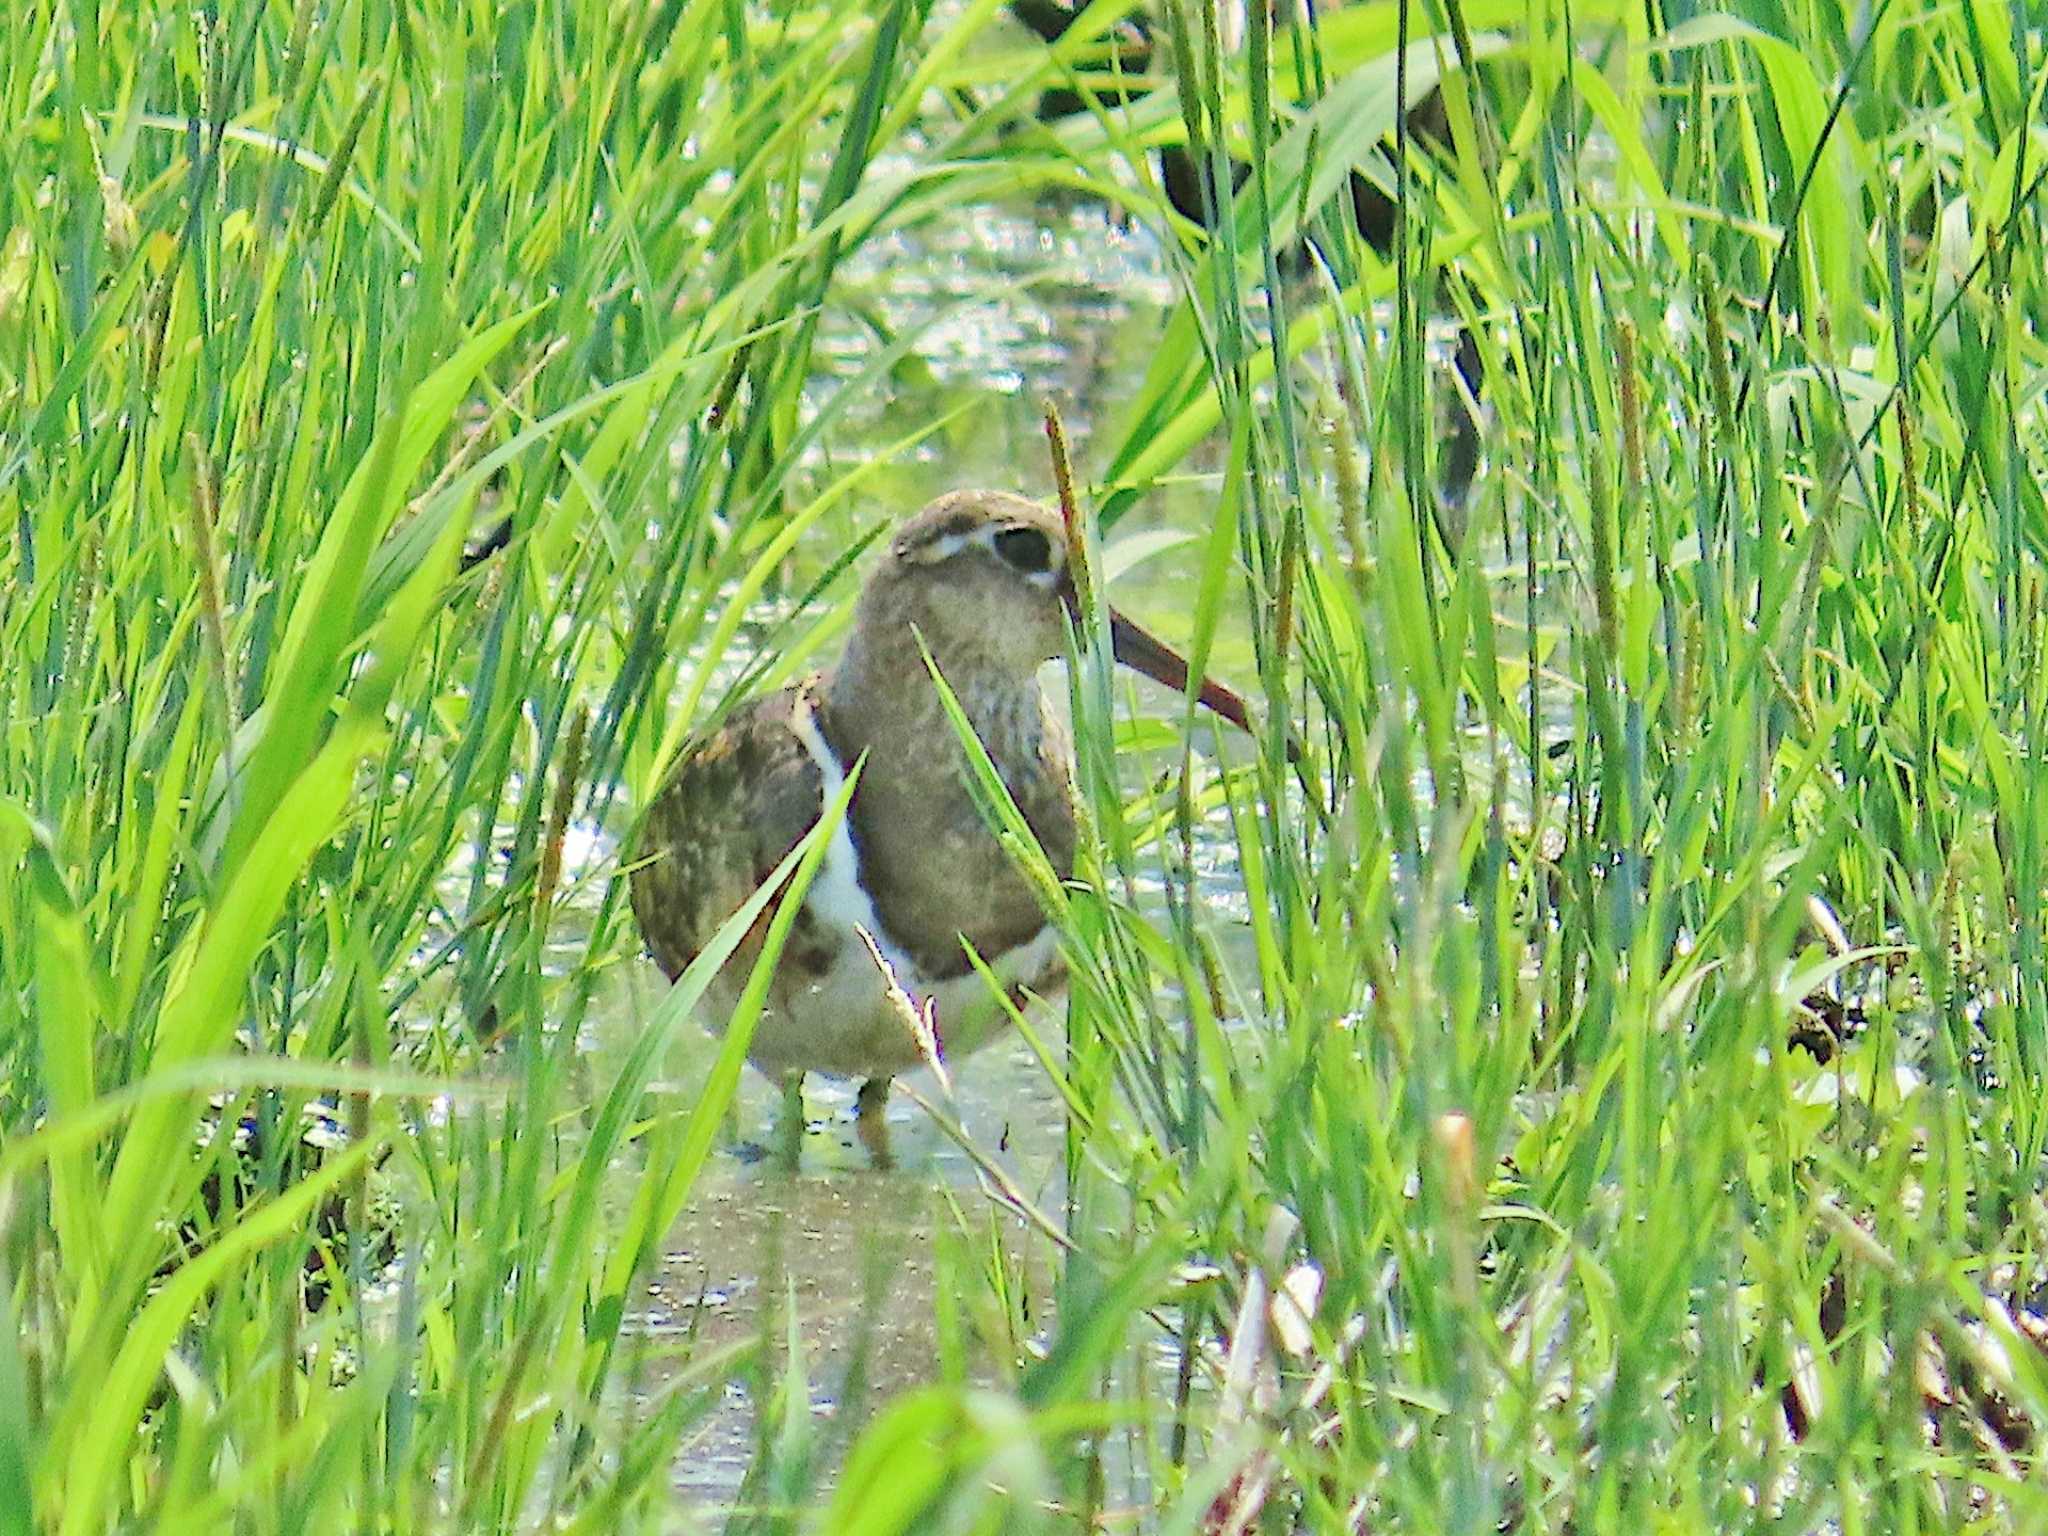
[787,701,906,965]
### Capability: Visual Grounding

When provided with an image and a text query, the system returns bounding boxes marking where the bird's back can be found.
[628,681,840,999]
[627,672,1075,1080]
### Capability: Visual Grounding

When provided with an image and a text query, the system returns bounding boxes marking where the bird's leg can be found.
[855,1076,893,1167]
[775,1071,805,1169]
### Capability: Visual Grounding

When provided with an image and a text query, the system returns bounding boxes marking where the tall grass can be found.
[3,0,2047,1530]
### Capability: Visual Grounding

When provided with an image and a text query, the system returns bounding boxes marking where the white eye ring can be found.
[898,528,974,564]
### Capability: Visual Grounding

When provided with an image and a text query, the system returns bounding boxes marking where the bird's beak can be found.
[1107,609,1254,733]
[1057,571,1255,733]
[1114,610,1253,737]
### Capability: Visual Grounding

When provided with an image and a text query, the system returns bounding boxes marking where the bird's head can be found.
[853,489,1253,730]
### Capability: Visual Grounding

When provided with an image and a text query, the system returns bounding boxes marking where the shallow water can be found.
[650,1038,1070,1506]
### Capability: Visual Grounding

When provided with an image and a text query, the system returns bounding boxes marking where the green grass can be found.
[5,0,2048,1529]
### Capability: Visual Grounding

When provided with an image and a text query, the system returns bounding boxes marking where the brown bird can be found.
[628,489,1252,1151]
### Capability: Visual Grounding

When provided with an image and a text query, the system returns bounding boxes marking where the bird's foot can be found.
[855,1077,894,1169]
[772,1072,805,1171]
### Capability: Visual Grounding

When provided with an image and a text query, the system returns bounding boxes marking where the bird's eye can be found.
[992,525,1052,574]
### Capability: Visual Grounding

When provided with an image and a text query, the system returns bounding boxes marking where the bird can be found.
[627,488,1253,1156]
[1006,1,1485,508]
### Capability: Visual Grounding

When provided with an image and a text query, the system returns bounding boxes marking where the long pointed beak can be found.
[1108,608,1254,734]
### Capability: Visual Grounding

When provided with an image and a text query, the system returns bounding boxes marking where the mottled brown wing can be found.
[627,683,828,984]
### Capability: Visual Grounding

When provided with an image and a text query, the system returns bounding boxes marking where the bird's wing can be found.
[627,681,831,984]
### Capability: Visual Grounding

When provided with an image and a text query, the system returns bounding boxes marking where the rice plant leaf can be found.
[0,254,150,502]
[576,814,838,1317]
[1568,58,1686,264]
[0,803,105,1296]
[814,1389,960,1534]
[53,1141,378,1536]
[0,1292,30,1536]
[86,416,476,1346]
[1652,14,1863,328]
[111,681,207,1025]
[225,306,541,876]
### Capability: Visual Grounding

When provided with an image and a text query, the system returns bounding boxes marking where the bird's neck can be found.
[823,625,1050,780]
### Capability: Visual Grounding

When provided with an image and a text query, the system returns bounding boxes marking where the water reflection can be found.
[646,1035,1069,1508]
